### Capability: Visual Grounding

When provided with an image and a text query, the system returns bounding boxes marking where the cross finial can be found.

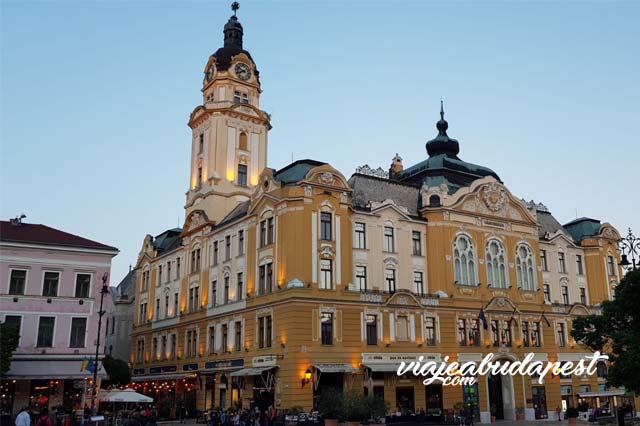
[231,1,240,16]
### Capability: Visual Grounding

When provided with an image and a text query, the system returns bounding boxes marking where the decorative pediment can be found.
[183,210,211,234]
[304,164,351,191]
[599,223,621,241]
[568,304,590,316]
[484,297,519,313]
[369,199,411,218]
[384,290,422,308]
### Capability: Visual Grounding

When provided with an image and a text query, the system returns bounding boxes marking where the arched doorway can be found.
[485,357,516,420]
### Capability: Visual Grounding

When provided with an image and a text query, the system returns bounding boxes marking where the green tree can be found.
[0,322,20,376]
[102,355,131,386]
[571,269,640,395]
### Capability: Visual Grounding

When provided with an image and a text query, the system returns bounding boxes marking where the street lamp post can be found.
[91,272,109,415]
[618,228,640,272]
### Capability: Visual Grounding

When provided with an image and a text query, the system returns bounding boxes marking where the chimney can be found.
[389,153,403,179]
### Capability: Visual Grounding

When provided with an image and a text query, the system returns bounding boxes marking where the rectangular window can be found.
[531,322,541,347]
[191,249,201,273]
[383,226,395,252]
[238,230,244,256]
[258,317,265,348]
[491,320,500,347]
[234,321,242,351]
[355,266,367,291]
[321,312,333,345]
[152,337,159,358]
[155,298,160,320]
[385,268,396,293]
[266,263,273,293]
[413,271,424,295]
[259,265,266,295]
[74,274,91,298]
[42,272,59,297]
[267,218,274,245]
[607,256,615,275]
[37,316,55,347]
[320,212,332,241]
[543,284,551,302]
[366,314,377,345]
[540,250,548,271]
[165,294,169,318]
[412,231,422,256]
[501,320,512,347]
[580,288,587,305]
[457,319,467,346]
[234,91,241,104]
[161,335,167,359]
[562,285,569,305]
[576,255,584,275]
[199,134,204,153]
[224,276,230,304]
[354,222,366,249]
[237,273,243,301]
[396,316,408,341]
[221,324,228,352]
[4,315,21,333]
[158,265,162,285]
[320,260,333,290]
[198,167,203,184]
[70,317,87,348]
[556,322,566,347]
[211,280,217,307]
[136,340,144,363]
[237,164,248,186]
[266,316,272,347]
[213,242,219,265]
[469,318,480,346]
[176,258,181,279]
[167,262,171,283]
[9,269,26,295]
[559,252,566,273]
[225,236,231,261]
[260,220,267,247]
[209,326,216,354]
[174,292,179,316]
[242,92,249,104]
[522,321,530,347]
[425,317,436,346]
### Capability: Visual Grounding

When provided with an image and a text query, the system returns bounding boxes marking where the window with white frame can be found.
[385,267,396,293]
[561,285,569,305]
[558,252,566,273]
[516,243,536,290]
[396,316,409,341]
[556,322,566,347]
[412,231,422,256]
[365,314,377,345]
[209,325,216,354]
[354,222,366,249]
[237,272,244,301]
[607,256,615,275]
[320,260,333,290]
[320,212,332,241]
[75,274,91,298]
[8,269,26,295]
[42,272,59,297]
[355,266,367,291]
[37,317,55,347]
[383,226,395,252]
[454,235,476,286]
[413,271,424,295]
[424,317,437,346]
[486,239,507,288]
[69,318,87,348]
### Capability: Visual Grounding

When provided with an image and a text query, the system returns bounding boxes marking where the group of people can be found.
[15,407,55,426]
[206,406,278,426]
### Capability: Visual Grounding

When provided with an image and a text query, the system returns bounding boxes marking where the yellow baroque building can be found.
[129,6,637,423]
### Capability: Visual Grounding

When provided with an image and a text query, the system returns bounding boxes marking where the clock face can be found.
[234,62,251,81]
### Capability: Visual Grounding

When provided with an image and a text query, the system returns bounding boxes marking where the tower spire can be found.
[231,1,239,16]
[426,100,460,158]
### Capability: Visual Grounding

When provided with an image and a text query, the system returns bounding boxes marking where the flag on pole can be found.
[478,308,488,330]
[507,307,517,328]
[80,357,89,372]
[541,312,551,327]
[86,359,96,374]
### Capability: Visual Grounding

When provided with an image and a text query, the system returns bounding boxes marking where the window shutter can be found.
[389,313,395,342]
[409,314,416,342]
[312,309,319,341]
[336,310,343,342]
[360,312,365,342]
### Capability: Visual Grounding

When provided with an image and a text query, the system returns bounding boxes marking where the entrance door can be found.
[488,374,504,420]
[532,386,548,419]
[425,384,443,421]
[395,387,415,415]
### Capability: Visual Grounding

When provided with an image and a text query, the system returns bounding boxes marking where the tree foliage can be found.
[571,269,640,395]
[102,355,131,386]
[0,322,20,376]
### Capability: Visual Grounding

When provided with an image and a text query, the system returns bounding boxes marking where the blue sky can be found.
[2,1,639,283]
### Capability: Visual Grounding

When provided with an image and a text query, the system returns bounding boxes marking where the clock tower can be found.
[185,2,271,223]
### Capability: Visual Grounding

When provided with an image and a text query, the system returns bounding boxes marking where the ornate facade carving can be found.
[354,164,389,179]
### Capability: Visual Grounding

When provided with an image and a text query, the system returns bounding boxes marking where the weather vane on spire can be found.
[231,1,240,16]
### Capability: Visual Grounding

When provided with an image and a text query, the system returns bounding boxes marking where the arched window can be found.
[516,243,537,290]
[486,239,507,288]
[429,194,441,207]
[454,235,476,286]
[239,132,248,150]
[596,362,607,378]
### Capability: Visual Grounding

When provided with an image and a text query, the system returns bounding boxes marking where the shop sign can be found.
[204,358,244,371]
[150,365,177,374]
[132,368,146,376]
[252,355,278,367]
[183,363,199,371]
[361,352,442,364]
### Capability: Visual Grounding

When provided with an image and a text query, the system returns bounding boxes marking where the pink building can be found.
[0,217,118,417]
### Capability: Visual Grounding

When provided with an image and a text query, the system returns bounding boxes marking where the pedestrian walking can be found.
[16,407,31,426]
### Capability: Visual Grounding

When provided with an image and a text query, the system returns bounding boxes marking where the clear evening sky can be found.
[2,1,639,283]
